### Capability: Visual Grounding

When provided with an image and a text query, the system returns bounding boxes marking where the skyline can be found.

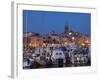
[23,10,91,35]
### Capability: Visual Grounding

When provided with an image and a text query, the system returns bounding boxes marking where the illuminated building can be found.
[29,36,44,47]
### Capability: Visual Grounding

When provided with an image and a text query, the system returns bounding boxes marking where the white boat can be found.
[51,50,65,63]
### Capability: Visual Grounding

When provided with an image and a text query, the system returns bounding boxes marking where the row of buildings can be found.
[23,25,90,48]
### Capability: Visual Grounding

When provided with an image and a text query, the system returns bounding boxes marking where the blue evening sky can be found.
[23,10,91,35]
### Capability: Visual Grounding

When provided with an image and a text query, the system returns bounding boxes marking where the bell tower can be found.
[64,24,69,34]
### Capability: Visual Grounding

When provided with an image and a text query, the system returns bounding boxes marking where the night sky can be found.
[23,10,91,35]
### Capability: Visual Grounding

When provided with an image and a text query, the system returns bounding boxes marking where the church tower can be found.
[64,24,69,34]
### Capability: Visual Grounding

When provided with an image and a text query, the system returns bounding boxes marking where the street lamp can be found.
[72,37,75,40]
